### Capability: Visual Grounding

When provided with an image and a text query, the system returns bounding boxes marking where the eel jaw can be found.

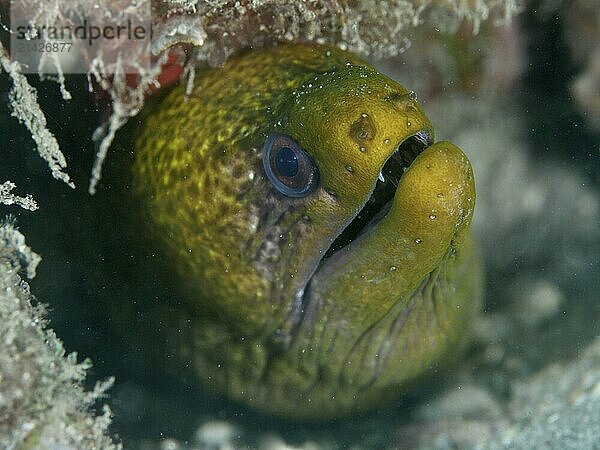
[288,129,436,326]
[292,136,475,335]
[323,129,433,260]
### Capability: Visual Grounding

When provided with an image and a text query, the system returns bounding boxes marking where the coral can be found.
[0,221,121,450]
[0,0,523,192]
[152,0,522,63]
[0,181,38,211]
[0,42,74,188]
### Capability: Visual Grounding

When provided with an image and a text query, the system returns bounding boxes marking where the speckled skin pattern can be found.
[132,43,482,418]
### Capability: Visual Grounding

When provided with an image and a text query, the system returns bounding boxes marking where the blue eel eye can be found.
[262,133,319,197]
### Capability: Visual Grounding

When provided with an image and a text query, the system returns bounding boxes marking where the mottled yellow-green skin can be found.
[132,43,481,418]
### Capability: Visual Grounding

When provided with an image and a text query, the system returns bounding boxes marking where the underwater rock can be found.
[565,0,600,131]
[485,337,600,450]
[386,337,600,450]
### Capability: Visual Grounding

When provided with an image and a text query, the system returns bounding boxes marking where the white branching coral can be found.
[0,42,75,189]
[87,51,169,194]
[0,181,39,211]
[0,220,121,449]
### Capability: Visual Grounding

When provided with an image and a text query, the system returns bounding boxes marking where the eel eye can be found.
[262,133,319,197]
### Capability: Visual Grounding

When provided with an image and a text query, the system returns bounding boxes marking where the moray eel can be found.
[131,43,482,418]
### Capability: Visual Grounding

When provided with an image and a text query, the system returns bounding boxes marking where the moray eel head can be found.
[132,44,480,418]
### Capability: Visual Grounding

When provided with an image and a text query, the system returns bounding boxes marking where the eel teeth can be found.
[378,171,385,182]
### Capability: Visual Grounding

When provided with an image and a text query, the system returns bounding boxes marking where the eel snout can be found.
[304,140,475,331]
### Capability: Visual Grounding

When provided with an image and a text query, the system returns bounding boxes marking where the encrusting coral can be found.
[0,0,522,193]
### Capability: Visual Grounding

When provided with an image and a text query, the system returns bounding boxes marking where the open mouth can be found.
[289,129,433,328]
[322,129,433,260]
